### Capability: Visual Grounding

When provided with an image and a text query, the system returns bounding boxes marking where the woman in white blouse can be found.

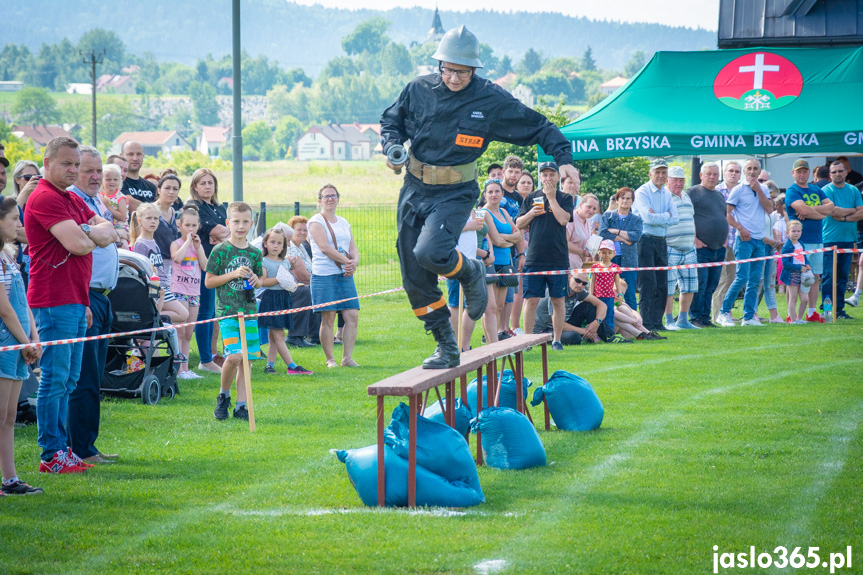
[307,184,360,368]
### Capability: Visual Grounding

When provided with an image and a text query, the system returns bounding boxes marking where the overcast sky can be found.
[290,0,720,30]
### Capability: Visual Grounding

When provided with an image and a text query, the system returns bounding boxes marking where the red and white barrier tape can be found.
[486,246,859,277]
[1,246,858,353]
[0,285,406,353]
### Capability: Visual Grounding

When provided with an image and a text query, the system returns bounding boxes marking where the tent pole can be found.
[691,156,702,186]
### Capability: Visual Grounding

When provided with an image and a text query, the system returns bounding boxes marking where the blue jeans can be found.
[692,246,725,322]
[68,293,111,458]
[34,304,87,461]
[721,238,766,320]
[761,256,777,310]
[599,297,616,333]
[612,256,637,310]
[821,241,854,313]
[195,270,215,364]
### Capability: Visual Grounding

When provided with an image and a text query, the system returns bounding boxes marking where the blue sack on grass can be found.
[335,444,485,508]
[530,370,604,431]
[470,407,546,470]
[385,402,481,494]
[465,369,531,416]
[423,397,472,437]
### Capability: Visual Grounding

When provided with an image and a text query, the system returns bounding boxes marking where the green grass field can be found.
[2,290,861,574]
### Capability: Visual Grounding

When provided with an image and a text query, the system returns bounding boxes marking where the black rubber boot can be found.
[422,322,460,369]
[457,258,488,321]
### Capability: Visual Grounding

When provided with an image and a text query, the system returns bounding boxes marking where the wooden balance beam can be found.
[366,333,552,507]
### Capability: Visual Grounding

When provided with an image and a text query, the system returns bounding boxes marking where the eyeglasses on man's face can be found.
[439,65,472,79]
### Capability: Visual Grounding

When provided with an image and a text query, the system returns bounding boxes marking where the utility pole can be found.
[232,0,243,201]
[80,49,105,147]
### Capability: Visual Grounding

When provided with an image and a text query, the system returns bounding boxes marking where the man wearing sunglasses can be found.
[381,25,577,369]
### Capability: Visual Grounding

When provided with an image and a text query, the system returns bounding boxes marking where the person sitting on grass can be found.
[779,219,811,325]
[205,202,264,421]
[258,227,312,376]
[0,197,44,494]
[612,278,666,341]
[590,239,624,336]
[554,272,631,345]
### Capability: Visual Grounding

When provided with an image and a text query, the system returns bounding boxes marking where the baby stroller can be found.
[100,249,179,405]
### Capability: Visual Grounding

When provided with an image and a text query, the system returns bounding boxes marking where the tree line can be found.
[1,20,649,163]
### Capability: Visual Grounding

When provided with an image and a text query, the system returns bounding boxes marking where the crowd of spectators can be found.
[0,136,860,489]
[0,137,342,486]
[449,154,863,350]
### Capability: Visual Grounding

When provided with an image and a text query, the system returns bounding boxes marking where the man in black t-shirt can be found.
[516,161,573,350]
[120,140,156,210]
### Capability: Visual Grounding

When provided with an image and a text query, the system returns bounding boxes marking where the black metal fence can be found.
[257,202,401,294]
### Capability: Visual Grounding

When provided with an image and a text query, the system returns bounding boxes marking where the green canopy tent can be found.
[540,46,863,161]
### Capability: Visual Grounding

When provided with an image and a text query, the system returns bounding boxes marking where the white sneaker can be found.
[513,327,524,336]
[742,318,763,326]
[664,322,681,331]
[716,312,737,327]
[847,293,860,307]
[178,371,203,380]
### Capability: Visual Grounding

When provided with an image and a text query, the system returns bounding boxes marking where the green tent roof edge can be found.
[538,45,863,162]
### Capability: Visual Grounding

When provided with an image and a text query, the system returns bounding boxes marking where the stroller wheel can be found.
[141,375,161,405]
[162,380,176,400]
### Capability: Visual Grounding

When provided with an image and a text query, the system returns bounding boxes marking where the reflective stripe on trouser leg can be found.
[442,251,463,278]
[396,175,476,330]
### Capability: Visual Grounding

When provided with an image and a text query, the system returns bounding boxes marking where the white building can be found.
[296,125,372,161]
[600,75,629,96]
[198,126,231,157]
[0,81,24,92]
[112,131,192,158]
[66,83,93,95]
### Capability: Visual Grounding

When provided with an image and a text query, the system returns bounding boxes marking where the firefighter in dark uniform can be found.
[380,25,577,369]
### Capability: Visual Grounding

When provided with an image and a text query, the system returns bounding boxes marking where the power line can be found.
[80,49,104,145]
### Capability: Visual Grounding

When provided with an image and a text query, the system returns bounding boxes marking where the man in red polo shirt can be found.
[25,137,118,474]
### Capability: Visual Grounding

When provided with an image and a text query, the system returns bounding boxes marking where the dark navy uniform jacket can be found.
[381,73,574,168]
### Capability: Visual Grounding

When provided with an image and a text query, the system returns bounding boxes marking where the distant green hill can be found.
[1,1,715,75]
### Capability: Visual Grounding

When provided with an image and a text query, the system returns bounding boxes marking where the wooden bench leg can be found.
[489,359,499,407]
[475,365,483,466]
[446,380,455,428]
[460,373,468,403]
[408,393,418,508]
[542,342,550,431]
[515,350,524,414]
[377,396,385,507]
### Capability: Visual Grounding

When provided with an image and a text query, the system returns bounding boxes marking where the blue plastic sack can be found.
[470,407,546,470]
[385,402,481,493]
[530,370,604,431]
[464,369,531,416]
[423,397,472,437]
[335,444,485,508]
